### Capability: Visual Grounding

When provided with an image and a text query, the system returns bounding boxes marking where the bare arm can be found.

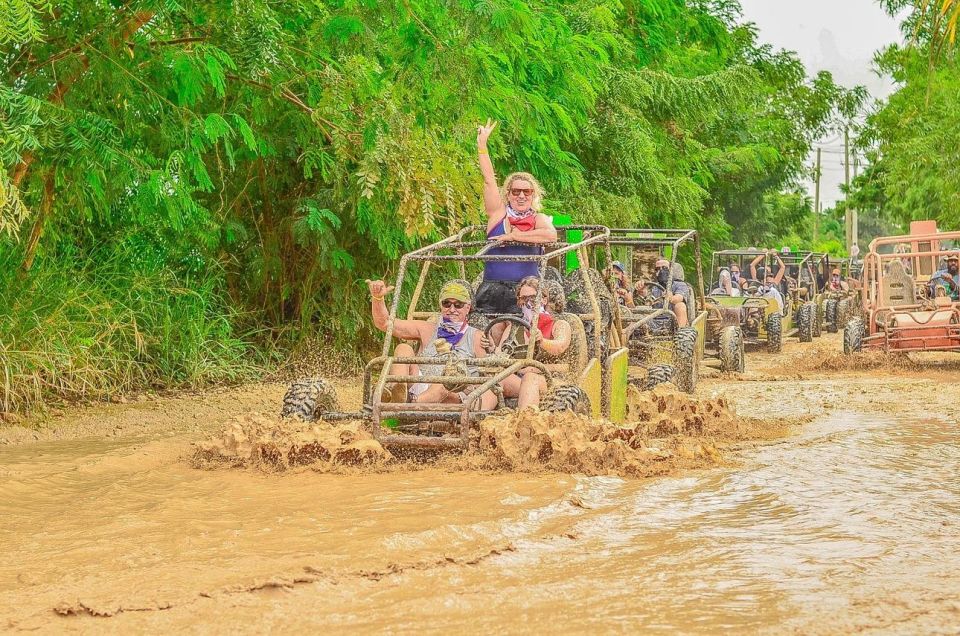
[539,320,571,357]
[472,331,490,358]
[749,254,763,279]
[477,120,504,220]
[771,255,785,285]
[367,279,424,340]
[493,214,558,243]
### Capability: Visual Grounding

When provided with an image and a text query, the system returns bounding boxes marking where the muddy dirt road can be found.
[2,334,959,633]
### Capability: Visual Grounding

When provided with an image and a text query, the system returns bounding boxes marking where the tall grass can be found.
[0,248,263,414]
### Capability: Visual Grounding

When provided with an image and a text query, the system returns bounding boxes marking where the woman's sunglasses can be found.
[441,299,467,309]
[509,188,534,197]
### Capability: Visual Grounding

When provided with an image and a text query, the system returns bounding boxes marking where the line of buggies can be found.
[281,225,871,453]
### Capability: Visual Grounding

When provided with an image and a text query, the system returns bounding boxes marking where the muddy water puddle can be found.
[2,413,959,633]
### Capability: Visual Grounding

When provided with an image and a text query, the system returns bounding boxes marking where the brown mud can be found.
[2,333,960,633]
[192,386,793,479]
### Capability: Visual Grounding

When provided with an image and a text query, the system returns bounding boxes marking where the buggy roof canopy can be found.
[401,224,610,264]
[605,228,699,248]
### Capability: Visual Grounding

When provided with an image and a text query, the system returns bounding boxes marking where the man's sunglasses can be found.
[441,299,467,309]
[509,188,534,197]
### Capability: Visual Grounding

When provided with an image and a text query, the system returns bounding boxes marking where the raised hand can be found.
[366,279,395,298]
[477,118,498,148]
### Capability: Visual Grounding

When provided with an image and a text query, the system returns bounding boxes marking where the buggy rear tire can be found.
[641,364,675,390]
[766,312,783,353]
[813,302,823,337]
[281,378,340,421]
[539,384,591,416]
[843,318,865,354]
[798,302,814,343]
[825,299,838,333]
[718,326,745,373]
[673,327,699,393]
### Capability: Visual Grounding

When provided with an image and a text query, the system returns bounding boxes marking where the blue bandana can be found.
[436,318,468,347]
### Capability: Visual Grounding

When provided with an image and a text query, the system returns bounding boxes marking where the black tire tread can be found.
[673,327,698,393]
[281,378,340,421]
[539,384,591,415]
[718,325,745,373]
[766,312,783,353]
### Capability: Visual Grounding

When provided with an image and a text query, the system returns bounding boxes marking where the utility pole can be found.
[813,147,822,245]
[851,153,859,253]
[844,127,851,253]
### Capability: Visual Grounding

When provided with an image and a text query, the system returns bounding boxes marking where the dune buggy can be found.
[821,257,864,333]
[777,250,828,342]
[607,228,729,391]
[844,222,960,355]
[280,225,630,452]
[705,249,789,353]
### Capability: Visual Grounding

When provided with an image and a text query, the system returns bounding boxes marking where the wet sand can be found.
[2,334,959,633]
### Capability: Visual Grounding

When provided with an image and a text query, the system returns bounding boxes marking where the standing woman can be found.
[474,119,558,315]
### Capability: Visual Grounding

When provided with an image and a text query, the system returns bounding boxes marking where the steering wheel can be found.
[743,279,762,295]
[483,315,532,357]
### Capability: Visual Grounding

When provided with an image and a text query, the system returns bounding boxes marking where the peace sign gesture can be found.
[477,119,498,148]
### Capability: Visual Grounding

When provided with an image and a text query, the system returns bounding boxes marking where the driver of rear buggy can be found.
[367,279,498,409]
[930,252,960,301]
[647,258,691,327]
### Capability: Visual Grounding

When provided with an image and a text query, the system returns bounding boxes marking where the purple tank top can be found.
[483,217,541,282]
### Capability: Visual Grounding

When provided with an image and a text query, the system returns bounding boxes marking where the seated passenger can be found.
[760,270,786,314]
[649,258,690,327]
[473,120,557,315]
[367,279,497,408]
[750,250,785,290]
[495,276,572,410]
[711,268,740,296]
[729,263,743,288]
[609,261,632,306]
[930,252,960,301]
[825,267,849,292]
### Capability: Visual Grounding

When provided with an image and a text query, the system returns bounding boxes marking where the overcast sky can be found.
[737,0,906,206]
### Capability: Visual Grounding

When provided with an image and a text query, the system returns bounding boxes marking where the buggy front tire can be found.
[281,378,340,421]
[766,312,783,353]
[673,327,699,393]
[718,326,745,373]
[798,302,814,343]
[843,318,865,354]
[825,299,838,333]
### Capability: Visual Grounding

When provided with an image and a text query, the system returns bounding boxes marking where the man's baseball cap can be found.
[439,280,471,303]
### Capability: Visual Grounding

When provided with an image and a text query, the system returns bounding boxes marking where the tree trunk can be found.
[20,172,55,273]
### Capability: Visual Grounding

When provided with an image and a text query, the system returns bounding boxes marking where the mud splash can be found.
[791,349,921,372]
[192,417,390,470]
[192,386,792,479]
